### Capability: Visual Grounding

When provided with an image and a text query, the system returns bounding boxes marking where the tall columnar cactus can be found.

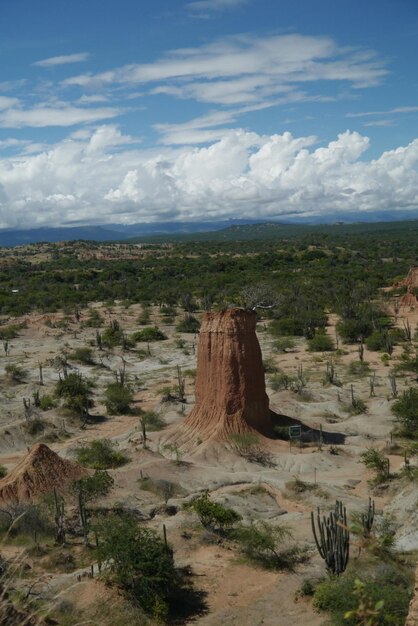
[361,497,375,538]
[311,500,350,576]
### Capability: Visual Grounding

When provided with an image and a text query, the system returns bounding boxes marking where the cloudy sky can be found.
[0,0,417,229]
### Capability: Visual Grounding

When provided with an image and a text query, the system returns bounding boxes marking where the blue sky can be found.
[0,0,417,228]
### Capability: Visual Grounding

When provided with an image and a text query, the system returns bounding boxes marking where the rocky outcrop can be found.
[393,266,418,308]
[0,443,87,504]
[183,308,272,440]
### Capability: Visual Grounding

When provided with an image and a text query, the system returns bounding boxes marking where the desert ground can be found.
[0,294,417,625]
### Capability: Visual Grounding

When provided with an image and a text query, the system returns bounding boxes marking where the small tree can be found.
[54,371,94,415]
[359,448,390,484]
[95,512,177,620]
[188,491,241,532]
[70,471,114,545]
[104,382,134,415]
[392,388,418,438]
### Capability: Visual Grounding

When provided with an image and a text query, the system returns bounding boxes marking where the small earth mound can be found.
[0,443,87,504]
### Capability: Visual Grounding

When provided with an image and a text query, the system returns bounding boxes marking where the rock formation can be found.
[393,266,418,309]
[183,308,272,440]
[0,443,86,505]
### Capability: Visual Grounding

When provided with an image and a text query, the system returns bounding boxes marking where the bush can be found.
[69,347,95,365]
[176,315,200,333]
[95,512,177,620]
[104,382,134,415]
[140,411,166,431]
[392,388,418,438]
[359,448,390,484]
[74,439,129,469]
[0,465,7,478]
[347,360,370,377]
[229,433,274,466]
[101,320,124,348]
[270,317,304,337]
[39,394,56,411]
[188,491,241,531]
[84,308,104,327]
[232,521,302,569]
[5,363,27,383]
[132,327,167,342]
[273,337,296,352]
[312,566,412,625]
[54,372,94,414]
[307,333,334,352]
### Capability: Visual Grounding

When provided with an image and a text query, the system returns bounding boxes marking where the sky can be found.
[0,0,417,229]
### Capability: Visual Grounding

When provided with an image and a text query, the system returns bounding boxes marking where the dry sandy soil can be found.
[0,299,417,625]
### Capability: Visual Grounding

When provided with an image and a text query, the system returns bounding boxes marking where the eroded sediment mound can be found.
[0,443,86,504]
[393,266,418,308]
[182,308,272,440]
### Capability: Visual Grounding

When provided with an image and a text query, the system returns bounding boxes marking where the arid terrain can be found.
[0,253,417,625]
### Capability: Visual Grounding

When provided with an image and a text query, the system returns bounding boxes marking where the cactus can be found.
[388,371,398,398]
[361,497,375,538]
[53,488,66,545]
[311,500,350,576]
[177,365,186,402]
[369,372,376,397]
[358,341,364,362]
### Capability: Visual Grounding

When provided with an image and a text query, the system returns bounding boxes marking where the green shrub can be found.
[0,323,25,340]
[5,363,27,383]
[392,388,418,438]
[176,315,200,333]
[69,347,95,365]
[347,360,370,377]
[140,411,166,431]
[232,521,302,569]
[229,432,274,466]
[39,394,56,411]
[132,327,167,342]
[359,448,390,484]
[188,491,241,531]
[95,512,177,620]
[0,465,7,478]
[54,371,94,414]
[308,333,334,352]
[313,566,412,625]
[270,317,304,337]
[104,382,134,415]
[74,439,129,469]
[85,309,104,327]
[273,337,296,352]
[101,320,124,348]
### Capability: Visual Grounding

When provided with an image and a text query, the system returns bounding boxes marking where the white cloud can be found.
[0,104,122,128]
[62,34,387,107]
[0,96,20,110]
[186,0,248,15]
[33,53,90,68]
[0,125,417,228]
[347,105,418,118]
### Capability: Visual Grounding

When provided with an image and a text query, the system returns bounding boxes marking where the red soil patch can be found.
[0,443,87,504]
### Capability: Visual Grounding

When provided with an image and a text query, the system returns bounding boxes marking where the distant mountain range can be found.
[1,211,418,247]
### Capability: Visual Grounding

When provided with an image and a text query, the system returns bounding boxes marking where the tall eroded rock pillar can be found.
[183,308,271,440]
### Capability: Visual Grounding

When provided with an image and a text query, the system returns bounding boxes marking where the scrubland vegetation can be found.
[0,221,417,625]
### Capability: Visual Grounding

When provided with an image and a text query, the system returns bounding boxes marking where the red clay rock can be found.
[0,443,87,505]
[183,308,272,440]
[393,266,418,308]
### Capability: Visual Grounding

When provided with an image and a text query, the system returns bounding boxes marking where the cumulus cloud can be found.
[0,124,417,228]
[33,53,90,68]
[62,34,387,107]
